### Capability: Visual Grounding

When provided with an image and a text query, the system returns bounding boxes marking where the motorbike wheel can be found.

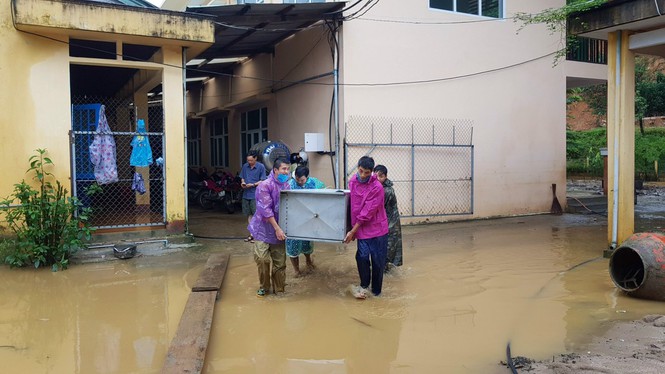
[198,190,215,210]
[189,191,203,207]
[223,192,235,214]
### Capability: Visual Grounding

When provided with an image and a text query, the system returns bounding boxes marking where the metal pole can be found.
[344,120,348,188]
[334,24,340,189]
[611,32,621,249]
[470,145,475,214]
[411,123,415,215]
[182,47,190,234]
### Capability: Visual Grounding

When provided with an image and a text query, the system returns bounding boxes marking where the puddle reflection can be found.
[1,215,664,373]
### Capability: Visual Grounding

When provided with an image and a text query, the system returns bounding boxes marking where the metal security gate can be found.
[345,116,474,217]
[70,96,166,228]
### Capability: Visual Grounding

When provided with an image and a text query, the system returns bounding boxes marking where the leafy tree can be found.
[514,0,609,63]
[580,57,665,134]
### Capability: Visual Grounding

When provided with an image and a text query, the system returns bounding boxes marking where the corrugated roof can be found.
[186,2,345,59]
[84,0,157,9]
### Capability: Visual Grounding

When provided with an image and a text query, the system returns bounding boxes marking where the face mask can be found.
[356,173,370,184]
[277,174,289,183]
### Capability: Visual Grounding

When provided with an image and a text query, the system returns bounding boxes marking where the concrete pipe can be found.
[609,232,665,301]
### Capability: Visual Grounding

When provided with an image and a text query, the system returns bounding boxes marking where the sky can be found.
[146,0,166,7]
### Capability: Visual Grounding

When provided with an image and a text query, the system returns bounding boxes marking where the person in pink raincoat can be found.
[344,156,389,299]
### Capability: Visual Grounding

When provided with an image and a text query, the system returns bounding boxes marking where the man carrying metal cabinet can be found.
[344,156,389,299]
[248,158,291,297]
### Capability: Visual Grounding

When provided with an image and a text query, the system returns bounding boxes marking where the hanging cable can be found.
[324,0,364,15]
[655,0,663,16]
[340,0,380,21]
[13,19,558,89]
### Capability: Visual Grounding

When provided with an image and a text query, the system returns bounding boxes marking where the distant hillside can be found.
[567,101,604,131]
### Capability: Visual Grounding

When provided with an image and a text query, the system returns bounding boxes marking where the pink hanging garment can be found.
[89,105,119,185]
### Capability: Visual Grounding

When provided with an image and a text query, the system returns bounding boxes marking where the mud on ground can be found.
[519,315,665,374]
[513,179,665,373]
[567,179,665,231]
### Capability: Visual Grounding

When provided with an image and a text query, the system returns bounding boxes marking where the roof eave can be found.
[12,0,215,48]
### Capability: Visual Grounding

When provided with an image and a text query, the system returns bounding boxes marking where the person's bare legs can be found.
[304,254,316,272]
[246,214,253,241]
[289,256,302,277]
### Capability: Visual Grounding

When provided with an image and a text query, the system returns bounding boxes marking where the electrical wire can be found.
[337,51,557,86]
[211,12,512,32]
[356,15,514,24]
[505,254,603,373]
[11,8,559,89]
[340,0,380,21]
[325,20,341,184]
[213,20,328,32]
[506,342,518,374]
[324,0,364,15]
[275,28,328,84]
[570,196,608,217]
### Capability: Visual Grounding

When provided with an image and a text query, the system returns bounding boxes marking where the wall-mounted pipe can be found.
[183,47,190,235]
[611,31,622,249]
[86,239,168,250]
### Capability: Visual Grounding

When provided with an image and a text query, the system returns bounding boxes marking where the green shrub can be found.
[566,128,606,176]
[635,129,665,180]
[0,149,98,271]
[567,128,665,180]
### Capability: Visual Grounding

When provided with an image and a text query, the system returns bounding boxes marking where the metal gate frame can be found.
[344,116,474,218]
[70,102,167,229]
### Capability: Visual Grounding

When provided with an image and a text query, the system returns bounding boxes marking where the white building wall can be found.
[192,0,571,219]
[340,0,567,219]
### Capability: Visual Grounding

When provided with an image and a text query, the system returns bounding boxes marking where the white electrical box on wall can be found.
[304,133,325,152]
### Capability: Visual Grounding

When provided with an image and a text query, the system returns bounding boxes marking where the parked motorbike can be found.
[216,169,242,214]
[187,167,207,206]
[198,171,227,211]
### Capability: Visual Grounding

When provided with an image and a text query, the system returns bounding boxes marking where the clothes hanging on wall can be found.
[130,119,153,167]
[89,105,119,185]
[131,172,146,195]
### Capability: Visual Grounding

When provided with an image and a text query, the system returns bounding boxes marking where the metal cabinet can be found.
[279,189,350,242]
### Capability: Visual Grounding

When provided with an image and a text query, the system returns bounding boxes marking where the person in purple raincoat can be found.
[248,158,291,297]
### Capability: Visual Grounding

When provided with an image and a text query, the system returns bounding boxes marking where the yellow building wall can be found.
[163,46,187,227]
[1,0,210,234]
[0,3,72,201]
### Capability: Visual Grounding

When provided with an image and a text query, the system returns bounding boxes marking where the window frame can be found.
[429,0,504,19]
[187,120,201,167]
[210,116,229,168]
[284,0,326,3]
[240,107,268,165]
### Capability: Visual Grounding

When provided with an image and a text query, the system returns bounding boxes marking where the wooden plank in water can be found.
[192,252,230,292]
[161,291,217,374]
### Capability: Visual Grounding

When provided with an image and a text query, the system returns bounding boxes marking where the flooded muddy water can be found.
[2,214,664,373]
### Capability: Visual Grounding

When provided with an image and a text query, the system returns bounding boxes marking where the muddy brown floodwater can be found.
[1,214,665,373]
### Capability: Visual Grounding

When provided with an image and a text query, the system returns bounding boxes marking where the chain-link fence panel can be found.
[71,95,165,228]
[345,116,473,217]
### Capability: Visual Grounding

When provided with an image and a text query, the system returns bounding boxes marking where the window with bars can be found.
[187,120,201,167]
[430,0,502,18]
[240,107,268,163]
[210,117,229,168]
